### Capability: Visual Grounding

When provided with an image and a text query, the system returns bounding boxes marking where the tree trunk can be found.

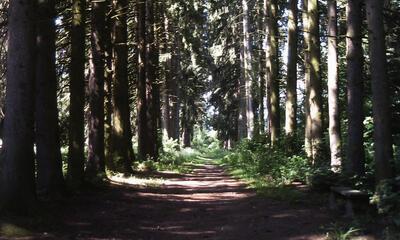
[86,0,107,180]
[242,0,254,139]
[365,0,394,182]
[308,0,323,163]
[111,0,135,173]
[182,103,192,148]
[327,0,342,170]
[303,0,313,159]
[68,0,86,189]
[145,0,158,160]
[266,0,280,146]
[153,0,162,158]
[35,0,65,197]
[0,0,37,212]
[238,42,247,140]
[161,4,171,139]
[137,0,149,159]
[257,1,266,134]
[104,12,113,171]
[285,0,298,144]
[170,41,181,142]
[346,0,365,175]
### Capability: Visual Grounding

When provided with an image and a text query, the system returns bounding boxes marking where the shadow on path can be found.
[1,159,333,240]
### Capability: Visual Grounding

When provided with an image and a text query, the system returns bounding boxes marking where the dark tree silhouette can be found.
[0,0,37,212]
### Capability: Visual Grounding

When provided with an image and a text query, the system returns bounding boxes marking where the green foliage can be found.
[221,139,311,186]
[363,117,376,174]
[256,186,308,204]
[132,127,224,173]
[141,133,205,173]
[309,167,375,195]
[325,224,360,240]
[382,227,400,240]
[192,127,221,154]
[308,168,342,191]
[371,178,400,227]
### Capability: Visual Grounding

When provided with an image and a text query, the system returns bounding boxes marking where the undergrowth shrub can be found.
[222,139,311,185]
[139,126,223,173]
[371,178,400,228]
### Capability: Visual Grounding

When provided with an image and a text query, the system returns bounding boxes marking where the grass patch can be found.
[257,186,307,203]
[321,212,384,240]
[222,163,312,204]
[217,146,325,205]
[324,223,361,240]
[109,174,164,188]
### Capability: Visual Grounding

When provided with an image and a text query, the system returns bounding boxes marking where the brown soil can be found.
[1,162,353,240]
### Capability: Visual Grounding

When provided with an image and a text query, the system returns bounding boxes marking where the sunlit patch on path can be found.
[50,157,333,240]
[1,157,337,240]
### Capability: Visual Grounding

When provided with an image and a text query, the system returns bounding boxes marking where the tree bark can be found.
[35,0,65,197]
[327,0,342,170]
[266,0,280,146]
[242,0,254,139]
[111,0,135,173]
[257,1,266,134]
[303,0,313,159]
[182,102,192,148]
[137,0,149,159]
[0,0,37,212]
[86,0,107,180]
[145,0,158,160]
[308,0,323,163]
[238,41,247,140]
[170,36,181,142]
[365,0,394,182]
[285,0,298,144]
[104,11,113,171]
[161,3,171,139]
[68,0,86,189]
[151,0,162,158]
[346,0,365,175]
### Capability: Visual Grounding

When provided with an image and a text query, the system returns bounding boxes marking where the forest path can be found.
[1,156,333,240]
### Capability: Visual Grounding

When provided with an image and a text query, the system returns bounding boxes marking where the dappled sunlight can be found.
[0,155,355,239]
[109,174,164,188]
[85,161,334,239]
[19,159,335,240]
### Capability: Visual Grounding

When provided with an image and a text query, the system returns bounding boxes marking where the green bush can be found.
[192,126,221,153]
[309,168,342,191]
[371,178,400,227]
[222,139,311,186]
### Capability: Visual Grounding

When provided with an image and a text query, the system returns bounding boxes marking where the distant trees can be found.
[208,0,398,185]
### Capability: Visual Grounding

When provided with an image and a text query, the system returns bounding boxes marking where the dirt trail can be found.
[1,159,334,240]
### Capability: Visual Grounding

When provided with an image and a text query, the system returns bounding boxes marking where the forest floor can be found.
[0,156,378,240]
